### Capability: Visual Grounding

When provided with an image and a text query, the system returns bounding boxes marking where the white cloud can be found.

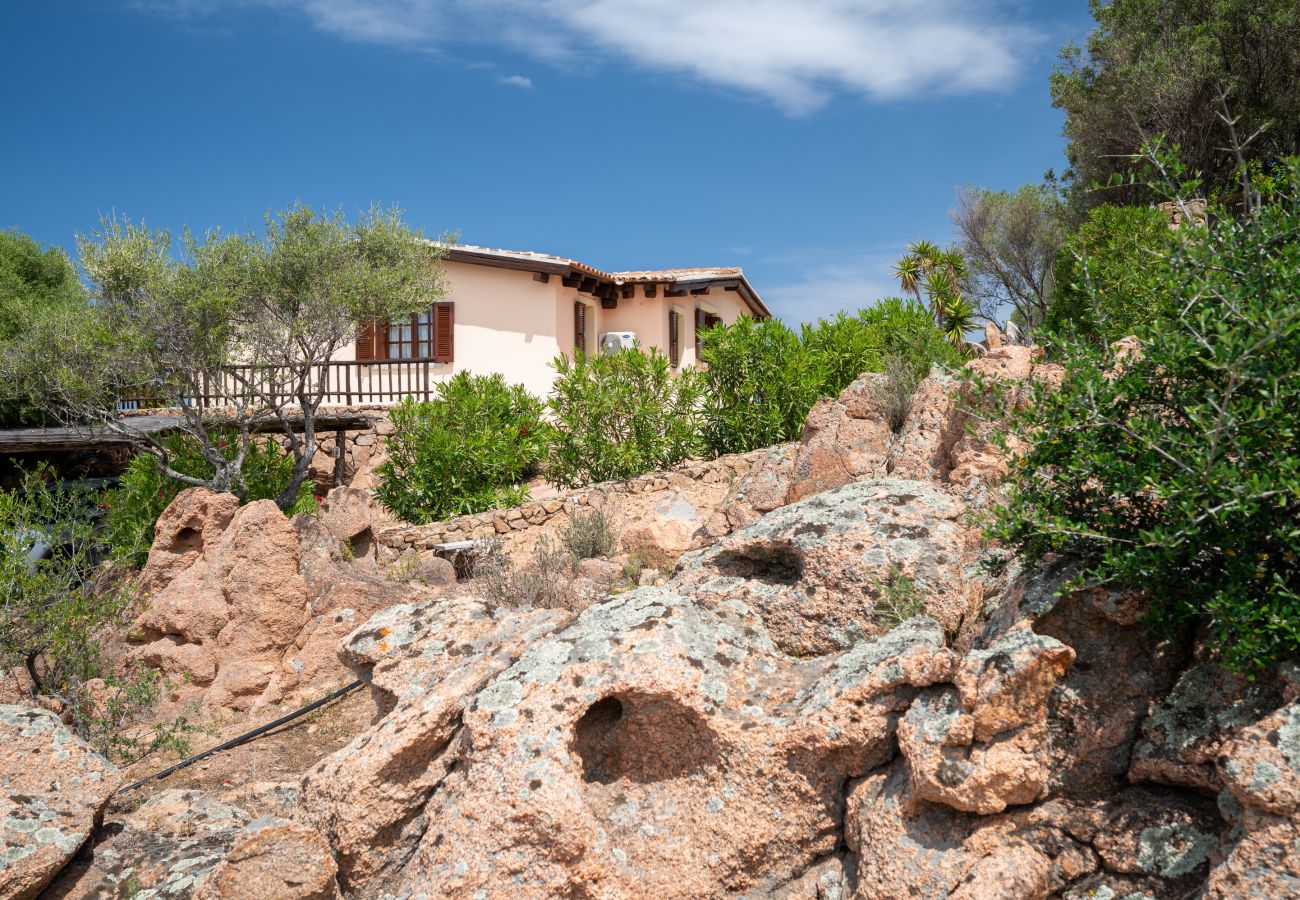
[137,0,1040,113]
[762,251,902,324]
[498,74,534,88]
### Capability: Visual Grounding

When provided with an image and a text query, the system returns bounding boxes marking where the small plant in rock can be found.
[872,569,924,628]
[70,669,207,764]
[384,551,421,583]
[476,536,580,611]
[375,373,549,524]
[560,507,618,561]
[873,354,922,432]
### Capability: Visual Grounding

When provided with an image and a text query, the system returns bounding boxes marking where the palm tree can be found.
[891,254,924,303]
[940,295,979,350]
[893,241,978,350]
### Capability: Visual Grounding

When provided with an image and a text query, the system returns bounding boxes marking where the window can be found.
[669,308,681,367]
[695,307,722,358]
[574,300,587,353]
[357,302,454,363]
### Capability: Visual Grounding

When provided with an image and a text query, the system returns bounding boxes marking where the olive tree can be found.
[18,204,445,510]
[951,183,1068,334]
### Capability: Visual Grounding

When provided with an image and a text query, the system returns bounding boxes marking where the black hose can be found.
[116,678,365,795]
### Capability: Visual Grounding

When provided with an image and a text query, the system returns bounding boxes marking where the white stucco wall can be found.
[335,263,760,403]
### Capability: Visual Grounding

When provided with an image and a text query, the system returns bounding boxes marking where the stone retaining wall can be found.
[297,405,393,487]
[373,445,784,551]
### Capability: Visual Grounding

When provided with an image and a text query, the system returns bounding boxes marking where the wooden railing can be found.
[118,359,450,411]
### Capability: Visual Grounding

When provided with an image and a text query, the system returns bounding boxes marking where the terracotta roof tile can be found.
[429,241,768,316]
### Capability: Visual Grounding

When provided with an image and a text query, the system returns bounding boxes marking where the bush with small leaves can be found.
[560,507,618,561]
[990,163,1300,670]
[476,536,580,611]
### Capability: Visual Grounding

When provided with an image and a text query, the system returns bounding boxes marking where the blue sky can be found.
[1,1,1094,322]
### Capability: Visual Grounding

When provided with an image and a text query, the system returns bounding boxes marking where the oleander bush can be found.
[546,348,704,488]
[375,372,549,524]
[990,163,1300,670]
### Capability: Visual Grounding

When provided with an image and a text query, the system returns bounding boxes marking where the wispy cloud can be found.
[134,0,1041,114]
[498,74,533,89]
[763,248,902,323]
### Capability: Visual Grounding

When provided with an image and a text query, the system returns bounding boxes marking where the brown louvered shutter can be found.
[357,319,389,360]
[669,309,681,367]
[574,301,586,353]
[433,302,454,363]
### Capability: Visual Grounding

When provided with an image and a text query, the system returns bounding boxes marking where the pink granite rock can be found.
[0,706,121,900]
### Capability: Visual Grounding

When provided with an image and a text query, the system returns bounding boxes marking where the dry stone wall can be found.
[371,446,784,551]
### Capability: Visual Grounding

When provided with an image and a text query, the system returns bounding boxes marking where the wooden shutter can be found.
[669,309,681,367]
[356,319,389,361]
[574,301,586,353]
[433,302,454,363]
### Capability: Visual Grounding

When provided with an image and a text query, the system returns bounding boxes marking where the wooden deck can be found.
[0,411,376,454]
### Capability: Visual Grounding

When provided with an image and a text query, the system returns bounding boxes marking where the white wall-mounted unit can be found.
[599,331,639,354]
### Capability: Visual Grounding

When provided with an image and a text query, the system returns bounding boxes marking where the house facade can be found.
[336,244,770,400]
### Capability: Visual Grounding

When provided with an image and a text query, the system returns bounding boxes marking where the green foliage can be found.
[700,304,959,457]
[871,569,923,628]
[0,469,203,763]
[547,348,704,488]
[14,205,443,509]
[0,230,86,426]
[699,315,820,456]
[1051,0,1300,207]
[70,668,206,764]
[989,164,1300,669]
[860,298,965,378]
[374,373,548,524]
[952,183,1069,332]
[892,242,980,349]
[1045,203,1176,345]
[799,312,884,398]
[0,467,129,693]
[104,432,317,568]
[476,536,580,610]
[560,507,618,561]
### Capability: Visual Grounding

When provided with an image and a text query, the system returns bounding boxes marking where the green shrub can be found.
[0,467,201,762]
[104,431,317,567]
[560,507,618,561]
[547,348,704,488]
[990,165,1300,670]
[1,467,128,693]
[860,298,964,378]
[699,315,820,456]
[701,304,960,456]
[1045,204,1175,346]
[374,373,548,524]
[800,312,883,398]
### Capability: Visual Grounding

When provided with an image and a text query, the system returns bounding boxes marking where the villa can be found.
[337,243,770,401]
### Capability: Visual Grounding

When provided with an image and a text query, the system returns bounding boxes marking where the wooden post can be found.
[333,428,346,487]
